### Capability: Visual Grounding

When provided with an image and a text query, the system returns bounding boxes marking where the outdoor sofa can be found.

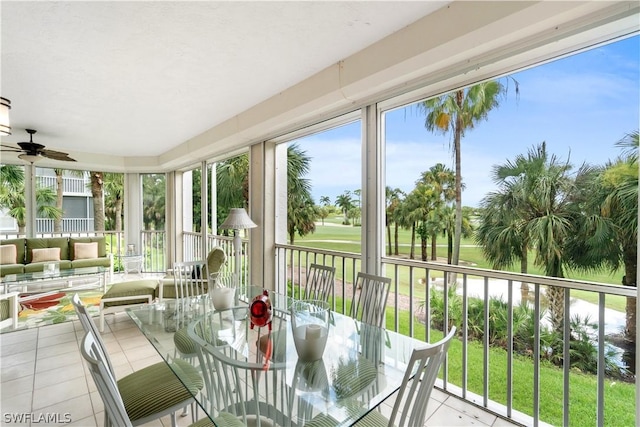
[0,237,113,278]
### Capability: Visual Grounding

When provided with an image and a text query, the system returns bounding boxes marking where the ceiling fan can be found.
[1,129,76,163]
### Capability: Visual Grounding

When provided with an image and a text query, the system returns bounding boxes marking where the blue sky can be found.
[294,34,639,208]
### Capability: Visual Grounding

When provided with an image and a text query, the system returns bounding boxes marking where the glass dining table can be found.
[126,291,425,427]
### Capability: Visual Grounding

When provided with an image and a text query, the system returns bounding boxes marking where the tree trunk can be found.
[520,245,529,302]
[451,90,463,268]
[90,172,105,232]
[394,223,399,255]
[622,241,637,343]
[546,285,565,335]
[387,224,392,256]
[421,236,427,262]
[447,232,453,264]
[430,232,437,261]
[115,197,123,232]
[410,223,416,260]
[54,170,63,233]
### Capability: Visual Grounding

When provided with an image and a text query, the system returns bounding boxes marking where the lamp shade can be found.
[220,208,257,230]
[0,97,11,136]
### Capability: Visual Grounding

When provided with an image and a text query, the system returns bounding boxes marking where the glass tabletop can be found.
[127,294,423,427]
[1,266,106,284]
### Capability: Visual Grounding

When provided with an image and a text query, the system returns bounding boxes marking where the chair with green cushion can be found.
[0,291,19,330]
[205,246,226,279]
[80,329,243,427]
[99,279,158,332]
[72,294,205,427]
[305,328,457,427]
[350,272,391,328]
[304,264,335,302]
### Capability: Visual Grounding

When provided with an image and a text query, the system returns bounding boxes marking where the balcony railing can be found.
[36,218,95,234]
[37,175,91,195]
[275,243,637,427]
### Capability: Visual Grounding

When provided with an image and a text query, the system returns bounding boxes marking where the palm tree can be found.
[418,163,456,260]
[53,169,86,233]
[476,142,581,334]
[420,80,511,272]
[90,171,105,231]
[319,196,331,207]
[385,187,404,256]
[0,164,61,233]
[104,173,124,232]
[335,191,353,225]
[286,144,316,243]
[567,131,638,342]
[142,174,166,230]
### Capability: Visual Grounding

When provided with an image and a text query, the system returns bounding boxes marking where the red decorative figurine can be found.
[249,289,273,330]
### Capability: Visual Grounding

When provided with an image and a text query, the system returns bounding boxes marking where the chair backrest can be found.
[206,246,227,278]
[72,293,115,375]
[188,307,291,424]
[80,330,133,427]
[304,264,335,303]
[173,260,208,299]
[349,272,391,328]
[389,327,457,427]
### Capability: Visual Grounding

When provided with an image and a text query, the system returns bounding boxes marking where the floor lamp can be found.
[219,208,257,281]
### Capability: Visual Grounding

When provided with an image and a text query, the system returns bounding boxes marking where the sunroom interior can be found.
[1,2,639,427]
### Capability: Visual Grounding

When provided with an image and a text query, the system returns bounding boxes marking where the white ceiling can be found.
[0,1,447,166]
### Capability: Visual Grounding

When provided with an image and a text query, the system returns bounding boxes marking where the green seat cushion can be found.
[174,326,197,356]
[71,257,111,269]
[118,359,203,422]
[304,414,341,427]
[101,280,158,307]
[0,264,25,277]
[0,299,9,321]
[158,277,208,299]
[24,260,72,273]
[331,356,377,400]
[206,247,226,276]
[190,412,244,427]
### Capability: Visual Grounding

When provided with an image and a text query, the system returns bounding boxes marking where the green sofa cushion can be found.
[71,258,111,269]
[26,238,69,263]
[0,264,25,277]
[24,260,73,273]
[101,279,158,307]
[1,239,26,264]
[70,237,107,259]
[117,359,203,422]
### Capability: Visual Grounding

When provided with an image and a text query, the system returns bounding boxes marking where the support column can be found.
[166,171,183,266]
[211,163,218,236]
[200,160,208,258]
[361,105,384,276]
[25,164,36,238]
[248,141,285,291]
[124,173,142,253]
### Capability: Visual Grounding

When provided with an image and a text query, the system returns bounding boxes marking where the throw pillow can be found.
[74,242,98,260]
[32,247,61,263]
[0,244,17,265]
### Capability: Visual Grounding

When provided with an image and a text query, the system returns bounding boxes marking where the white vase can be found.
[290,300,330,362]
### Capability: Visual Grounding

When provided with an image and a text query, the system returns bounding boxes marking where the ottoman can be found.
[100,279,158,332]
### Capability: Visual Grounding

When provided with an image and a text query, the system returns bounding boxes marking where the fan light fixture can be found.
[0,97,11,136]
[18,153,42,163]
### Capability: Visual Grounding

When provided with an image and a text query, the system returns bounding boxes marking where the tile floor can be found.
[1,312,524,427]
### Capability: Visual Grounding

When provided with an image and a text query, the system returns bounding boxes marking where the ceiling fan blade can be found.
[1,144,21,152]
[41,149,77,162]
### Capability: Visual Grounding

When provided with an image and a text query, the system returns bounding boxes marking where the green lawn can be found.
[296,219,627,312]
[327,296,636,427]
